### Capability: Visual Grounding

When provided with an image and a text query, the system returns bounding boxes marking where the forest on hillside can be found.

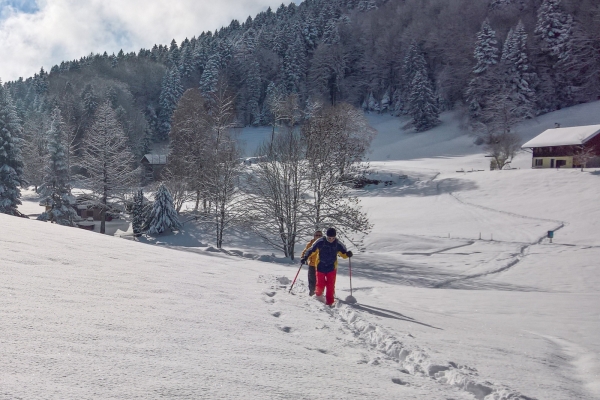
[3,0,600,158]
[1,0,599,253]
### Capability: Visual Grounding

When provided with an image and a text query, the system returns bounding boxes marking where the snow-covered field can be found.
[4,101,600,399]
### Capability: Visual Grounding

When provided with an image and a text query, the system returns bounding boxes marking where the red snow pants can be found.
[315,270,337,305]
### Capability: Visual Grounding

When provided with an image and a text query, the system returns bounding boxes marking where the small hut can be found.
[141,154,167,182]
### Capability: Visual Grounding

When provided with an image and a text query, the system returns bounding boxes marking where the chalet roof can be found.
[521,124,600,148]
[142,154,167,165]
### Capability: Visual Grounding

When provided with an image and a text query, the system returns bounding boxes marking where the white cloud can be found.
[0,0,296,81]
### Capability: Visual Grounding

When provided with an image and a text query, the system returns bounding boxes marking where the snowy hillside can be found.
[5,101,600,399]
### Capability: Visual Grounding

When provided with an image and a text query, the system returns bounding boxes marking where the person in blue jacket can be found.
[301,227,352,306]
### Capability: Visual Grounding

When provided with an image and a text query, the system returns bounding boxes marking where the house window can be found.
[534,159,543,167]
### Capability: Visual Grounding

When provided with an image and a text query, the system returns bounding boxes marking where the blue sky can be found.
[0,0,301,81]
[0,0,39,15]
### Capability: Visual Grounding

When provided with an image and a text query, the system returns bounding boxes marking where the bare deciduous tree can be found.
[573,143,597,171]
[302,103,373,239]
[477,93,523,170]
[166,88,211,212]
[244,124,310,259]
[204,82,246,248]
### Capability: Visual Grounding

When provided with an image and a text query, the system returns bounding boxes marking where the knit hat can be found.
[326,227,336,237]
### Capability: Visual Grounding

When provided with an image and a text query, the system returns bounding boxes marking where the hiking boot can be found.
[315,294,325,303]
[309,290,315,296]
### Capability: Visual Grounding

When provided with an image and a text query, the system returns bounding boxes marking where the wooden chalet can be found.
[141,154,167,182]
[73,194,120,221]
[521,124,600,169]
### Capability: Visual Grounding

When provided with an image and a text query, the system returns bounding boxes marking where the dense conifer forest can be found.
[1,0,599,250]
[4,0,599,157]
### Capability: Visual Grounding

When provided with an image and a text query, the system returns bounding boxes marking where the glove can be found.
[300,258,307,265]
[347,251,353,258]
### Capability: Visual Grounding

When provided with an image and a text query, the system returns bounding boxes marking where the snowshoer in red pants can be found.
[301,227,353,306]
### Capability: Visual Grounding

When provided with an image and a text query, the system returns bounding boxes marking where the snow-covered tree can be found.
[244,59,261,126]
[37,107,77,226]
[501,21,537,119]
[21,109,49,192]
[472,20,499,75]
[131,189,145,237]
[79,102,137,234]
[283,34,307,94]
[147,183,182,235]
[168,39,180,68]
[408,69,441,132]
[199,54,220,97]
[158,66,184,140]
[533,0,582,109]
[466,19,501,120]
[0,83,24,216]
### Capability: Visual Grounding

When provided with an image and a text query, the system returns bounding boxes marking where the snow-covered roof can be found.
[142,154,167,164]
[521,124,600,148]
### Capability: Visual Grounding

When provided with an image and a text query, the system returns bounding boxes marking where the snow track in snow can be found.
[272,275,536,400]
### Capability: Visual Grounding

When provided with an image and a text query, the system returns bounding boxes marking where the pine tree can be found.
[466,20,501,120]
[245,59,261,126]
[322,19,340,45]
[401,41,427,111]
[168,39,181,68]
[180,40,195,81]
[501,21,537,119]
[82,84,98,119]
[283,33,307,94]
[199,54,220,97]
[147,183,182,235]
[132,189,145,237]
[158,66,184,140]
[473,20,499,74]
[408,69,440,132]
[37,107,77,226]
[0,83,24,216]
[534,0,576,109]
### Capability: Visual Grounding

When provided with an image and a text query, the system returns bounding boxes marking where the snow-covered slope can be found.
[5,101,600,399]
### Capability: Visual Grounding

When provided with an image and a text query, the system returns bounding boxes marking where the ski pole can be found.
[289,262,303,293]
[348,257,353,298]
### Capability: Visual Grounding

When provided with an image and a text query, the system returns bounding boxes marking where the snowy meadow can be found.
[3,101,600,399]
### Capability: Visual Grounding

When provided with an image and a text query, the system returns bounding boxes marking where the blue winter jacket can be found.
[303,237,349,274]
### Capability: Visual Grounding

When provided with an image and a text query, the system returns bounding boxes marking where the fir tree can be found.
[37,107,77,226]
[401,41,427,110]
[132,189,145,237]
[168,39,180,68]
[283,33,307,94]
[0,83,24,216]
[158,66,184,140]
[147,183,182,235]
[534,0,576,109]
[245,59,261,126]
[473,20,499,74]
[501,21,537,119]
[466,20,501,120]
[199,54,220,97]
[408,69,440,132]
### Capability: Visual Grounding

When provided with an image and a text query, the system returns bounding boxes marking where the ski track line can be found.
[265,275,536,400]
[422,190,566,287]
